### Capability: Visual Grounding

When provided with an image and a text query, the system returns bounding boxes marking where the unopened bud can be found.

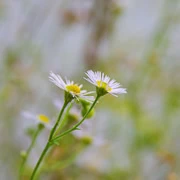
[20,150,27,158]
[81,106,95,119]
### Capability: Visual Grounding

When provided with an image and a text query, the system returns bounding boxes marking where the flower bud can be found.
[81,106,95,119]
[81,136,93,145]
[20,150,27,158]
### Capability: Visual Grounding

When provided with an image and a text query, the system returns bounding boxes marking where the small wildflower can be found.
[49,71,94,102]
[37,114,50,124]
[21,111,52,129]
[84,70,127,97]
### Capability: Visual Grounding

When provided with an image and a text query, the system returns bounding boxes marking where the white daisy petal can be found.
[83,77,96,86]
[49,71,66,90]
[21,111,37,121]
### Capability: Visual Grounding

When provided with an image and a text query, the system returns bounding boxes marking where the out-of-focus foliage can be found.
[0,0,180,179]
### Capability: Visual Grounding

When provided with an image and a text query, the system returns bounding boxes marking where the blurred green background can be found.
[0,0,180,179]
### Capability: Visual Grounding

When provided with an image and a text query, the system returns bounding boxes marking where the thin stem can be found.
[37,102,73,174]
[55,102,73,136]
[51,96,100,143]
[19,126,42,179]
[49,101,68,140]
[30,142,50,180]
[30,100,69,180]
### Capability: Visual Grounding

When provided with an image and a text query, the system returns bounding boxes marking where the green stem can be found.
[55,102,73,136]
[30,100,69,180]
[19,126,42,179]
[49,101,69,140]
[51,96,100,143]
[37,103,73,174]
[30,142,50,180]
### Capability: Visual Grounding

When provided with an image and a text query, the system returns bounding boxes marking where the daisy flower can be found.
[49,71,94,102]
[84,70,127,97]
[21,111,52,129]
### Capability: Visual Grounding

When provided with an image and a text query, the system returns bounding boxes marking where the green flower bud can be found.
[68,113,79,123]
[20,150,27,158]
[81,136,93,145]
[81,106,95,119]
[25,127,36,138]
[79,98,91,107]
[38,123,45,130]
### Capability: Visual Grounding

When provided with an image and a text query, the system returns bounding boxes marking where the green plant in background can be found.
[18,70,126,179]
[0,0,179,179]
[19,123,44,179]
[19,113,52,179]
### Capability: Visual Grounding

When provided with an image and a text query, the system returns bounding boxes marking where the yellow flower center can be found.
[66,84,81,94]
[97,81,112,92]
[38,114,50,124]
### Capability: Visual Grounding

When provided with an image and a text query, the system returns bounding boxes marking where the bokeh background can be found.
[0,0,180,179]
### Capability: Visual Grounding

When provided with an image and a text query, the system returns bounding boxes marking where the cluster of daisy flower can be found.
[22,70,127,140]
[49,70,126,101]
[23,70,126,127]
[20,70,126,180]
